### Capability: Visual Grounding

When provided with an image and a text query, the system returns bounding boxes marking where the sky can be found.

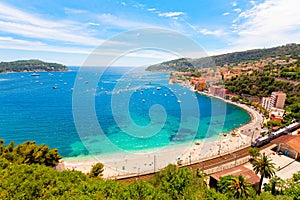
[1,0,300,66]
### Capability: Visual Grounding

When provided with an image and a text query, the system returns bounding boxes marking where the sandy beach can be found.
[60,87,264,179]
[62,134,245,178]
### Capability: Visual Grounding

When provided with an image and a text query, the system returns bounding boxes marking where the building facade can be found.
[270,92,286,109]
[262,92,286,112]
[261,97,271,110]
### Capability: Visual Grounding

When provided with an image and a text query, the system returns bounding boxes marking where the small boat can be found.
[31,73,40,76]
[52,84,58,89]
[177,100,181,103]
[156,87,161,90]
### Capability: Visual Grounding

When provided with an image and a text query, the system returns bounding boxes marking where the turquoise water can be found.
[0,67,250,157]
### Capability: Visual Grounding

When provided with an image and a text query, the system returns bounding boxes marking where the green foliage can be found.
[256,192,293,200]
[292,171,300,181]
[120,181,155,200]
[282,171,300,199]
[218,175,253,199]
[267,120,282,128]
[225,71,300,121]
[217,175,235,194]
[204,188,229,200]
[2,140,300,199]
[0,139,62,167]
[0,157,297,199]
[252,154,276,194]
[249,147,261,159]
[231,96,240,102]
[152,164,196,199]
[0,59,67,73]
[89,162,104,178]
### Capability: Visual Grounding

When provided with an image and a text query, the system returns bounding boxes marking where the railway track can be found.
[118,143,274,182]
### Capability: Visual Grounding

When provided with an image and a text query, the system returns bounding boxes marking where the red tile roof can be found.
[271,135,300,153]
[210,166,260,184]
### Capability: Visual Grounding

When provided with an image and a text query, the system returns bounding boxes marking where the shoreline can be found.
[0,70,68,74]
[61,85,263,179]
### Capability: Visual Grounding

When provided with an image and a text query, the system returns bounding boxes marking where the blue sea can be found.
[0,67,250,158]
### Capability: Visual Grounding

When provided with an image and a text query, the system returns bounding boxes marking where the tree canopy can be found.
[1,139,300,199]
[0,139,62,167]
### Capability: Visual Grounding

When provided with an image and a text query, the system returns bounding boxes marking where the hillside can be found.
[0,59,68,73]
[146,43,300,71]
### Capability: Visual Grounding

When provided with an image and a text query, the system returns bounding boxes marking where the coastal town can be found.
[157,47,300,193]
[0,45,299,199]
[2,0,300,198]
[59,45,300,197]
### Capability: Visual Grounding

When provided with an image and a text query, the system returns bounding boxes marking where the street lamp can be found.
[233,153,237,166]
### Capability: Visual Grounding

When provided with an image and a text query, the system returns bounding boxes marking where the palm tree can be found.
[227,175,251,198]
[252,154,276,194]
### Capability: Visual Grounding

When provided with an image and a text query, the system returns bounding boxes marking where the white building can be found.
[262,97,271,110]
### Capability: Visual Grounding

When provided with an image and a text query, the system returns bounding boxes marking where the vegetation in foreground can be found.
[1,139,300,199]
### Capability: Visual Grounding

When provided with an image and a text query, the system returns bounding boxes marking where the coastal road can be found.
[118,143,274,182]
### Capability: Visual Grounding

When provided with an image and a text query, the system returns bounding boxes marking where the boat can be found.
[177,100,181,103]
[156,87,161,90]
[31,73,40,76]
[52,84,58,89]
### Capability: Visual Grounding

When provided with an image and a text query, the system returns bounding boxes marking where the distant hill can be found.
[146,43,300,72]
[0,59,68,73]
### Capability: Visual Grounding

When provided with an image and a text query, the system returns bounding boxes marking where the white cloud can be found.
[234,8,242,13]
[249,1,256,6]
[0,36,93,54]
[0,20,105,46]
[223,12,230,16]
[232,0,300,49]
[88,22,100,26]
[96,13,158,29]
[199,28,224,36]
[133,3,145,8]
[158,12,185,18]
[232,2,237,7]
[64,8,87,14]
[147,8,156,11]
[0,2,107,47]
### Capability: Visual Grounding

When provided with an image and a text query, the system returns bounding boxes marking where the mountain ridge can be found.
[146,43,300,72]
